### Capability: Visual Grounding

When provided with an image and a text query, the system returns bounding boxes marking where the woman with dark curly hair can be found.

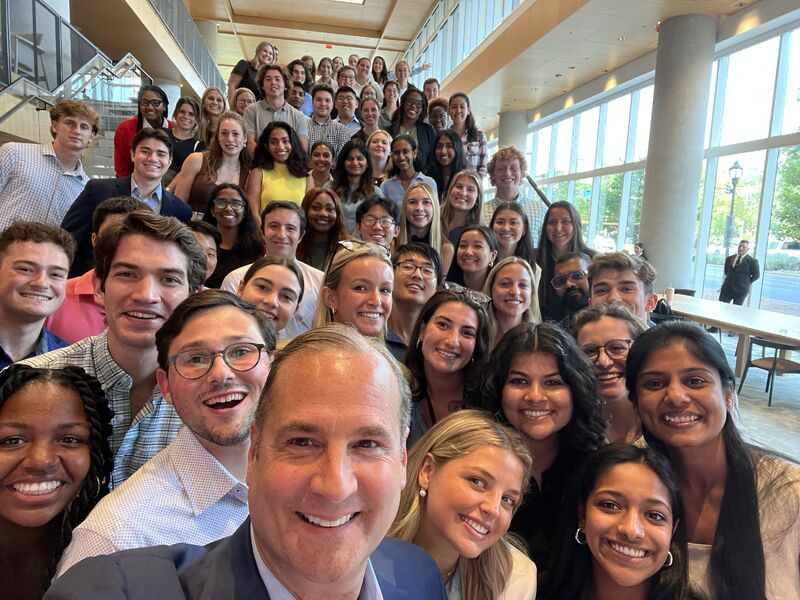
[0,365,112,599]
[404,285,493,448]
[476,322,605,588]
[246,121,310,220]
[544,443,695,600]
[330,139,384,234]
[202,183,265,288]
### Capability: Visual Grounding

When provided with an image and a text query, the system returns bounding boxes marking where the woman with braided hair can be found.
[0,365,113,599]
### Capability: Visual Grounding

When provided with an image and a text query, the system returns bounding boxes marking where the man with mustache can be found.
[551,251,592,329]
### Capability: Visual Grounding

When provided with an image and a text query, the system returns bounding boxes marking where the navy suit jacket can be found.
[721,253,760,297]
[61,176,192,278]
[45,519,447,599]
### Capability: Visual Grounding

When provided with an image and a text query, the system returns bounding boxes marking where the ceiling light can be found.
[617,36,627,41]
[332,0,365,4]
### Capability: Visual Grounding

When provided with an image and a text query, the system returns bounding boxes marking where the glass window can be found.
[705,61,718,147]
[551,181,568,203]
[633,86,653,162]
[533,125,552,179]
[762,145,800,316]
[602,94,631,167]
[576,106,599,172]
[573,178,594,238]
[596,173,623,251]
[720,37,780,146]
[624,170,646,248]
[780,28,800,135]
[554,117,573,175]
[702,150,766,300]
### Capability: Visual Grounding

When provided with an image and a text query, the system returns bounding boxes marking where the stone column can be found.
[639,14,716,289]
[498,110,528,152]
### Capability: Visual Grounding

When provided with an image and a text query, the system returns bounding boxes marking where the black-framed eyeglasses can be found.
[440,281,490,309]
[361,215,396,228]
[213,198,245,210]
[580,339,633,362]
[139,99,163,108]
[551,270,587,290]
[396,261,437,280]
[406,99,424,108]
[337,239,392,259]
[169,342,267,379]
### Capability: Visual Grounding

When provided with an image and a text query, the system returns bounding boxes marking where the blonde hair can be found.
[389,410,533,600]
[366,129,393,177]
[251,41,274,69]
[199,111,249,183]
[441,170,485,237]
[482,257,542,338]
[397,182,446,257]
[198,86,227,147]
[312,243,393,332]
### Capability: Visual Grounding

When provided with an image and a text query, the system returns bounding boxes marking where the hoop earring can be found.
[574,527,586,545]
[419,488,427,498]
[92,474,103,499]
[663,551,673,568]
[416,338,422,349]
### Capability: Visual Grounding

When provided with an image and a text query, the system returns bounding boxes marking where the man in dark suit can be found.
[719,239,760,305]
[62,127,192,277]
[47,324,447,600]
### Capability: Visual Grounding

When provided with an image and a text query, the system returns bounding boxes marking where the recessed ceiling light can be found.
[332,0,365,4]
[568,66,575,70]
[617,36,627,41]
[554,73,562,78]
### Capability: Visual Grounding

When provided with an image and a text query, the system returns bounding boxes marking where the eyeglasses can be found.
[580,339,633,362]
[338,239,392,259]
[440,281,490,308]
[396,261,437,280]
[406,100,424,108]
[139,99,163,108]
[551,270,587,290]
[213,198,245,210]
[169,342,267,379]
[361,215,396,229]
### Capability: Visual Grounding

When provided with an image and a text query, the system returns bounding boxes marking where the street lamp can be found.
[723,160,743,258]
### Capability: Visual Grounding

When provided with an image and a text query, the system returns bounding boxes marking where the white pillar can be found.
[498,110,528,152]
[153,79,182,117]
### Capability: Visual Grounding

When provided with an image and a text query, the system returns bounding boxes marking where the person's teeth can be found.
[462,515,489,534]
[127,312,158,319]
[13,481,62,495]
[359,312,382,319]
[523,409,551,418]
[609,541,646,558]
[205,392,245,406]
[664,414,700,423]
[302,513,354,527]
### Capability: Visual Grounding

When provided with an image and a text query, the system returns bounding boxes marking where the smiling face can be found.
[448,175,478,213]
[577,317,632,402]
[312,91,333,120]
[0,241,68,321]
[492,209,524,252]
[384,84,399,107]
[589,269,657,322]
[211,188,246,230]
[174,102,198,132]
[405,187,434,232]
[634,342,731,451]
[434,135,455,166]
[360,101,380,126]
[238,264,302,332]
[246,348,407,595]
[492,158,522,198]
[262,68,286,101]
[268,127,292,164]
[402,91,424,124]
[131,137,170,182]
[0,381,90,529]
[263,208,303,258]
[288,86,306,111]
[139,90,165,126]
[368,133,390,161]
[395,63,410,82]
[420,301,479,375]
[457,231,497,276]
[344,148,368,178]
[318,60,332,79]
[448,96,469,127]
[322,256,393,337]
[192,232,218,281]
[429,106,448,132]
[218,118,245,157]
[545,207,575,253]
[356,58,371,81]
[310,144,333,174]
[335,91,357,121]
[416,445,524,566]
[501,351,573,444]
[582,462,675,592]
[306,192,337,233]
[95,234,191,351]
[156,306,272,451]
[490,263,532,322]
[203,89,225,117]
[423,81,440,101]
[259,44,274,65]
[392,251,437,307]
[391,139,417,177]
[357,204,398,247]
[332,57,344,71]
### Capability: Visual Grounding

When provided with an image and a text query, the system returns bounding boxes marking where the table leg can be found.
[734,334,750,379]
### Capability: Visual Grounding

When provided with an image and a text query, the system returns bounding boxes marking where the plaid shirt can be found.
[0,142,89,230]
[307,116,352,157]
[20,329,182,488]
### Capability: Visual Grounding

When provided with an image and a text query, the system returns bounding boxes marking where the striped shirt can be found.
[56,427,248,576]
[0,142,89,229]
[19,329,182,488]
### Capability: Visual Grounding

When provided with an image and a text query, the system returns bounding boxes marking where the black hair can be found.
[448,92,480,143]
[260,200,307,236]
[251,121,308,178]
[625,321,767,600]
[131,126,173,158]
[286,59,311,92]
[241,255,305,306]
[91,196,150,235]
[388,134,424,177]
[188,220,221,246]
[371,55,388,85]
[393,242,443,285]
[392,87,428,127]
[445,225,499,286]
[311,84,334,101]
[544,443,694,600]
[156,289,276,370]
[381,80,400,109]
[332,139,377,202]
[427,129,468,196]
[476,322,605,453]
[355,195,400,224]
[489,201,536,265]
[0,365,113,579]
[202,183,264,263]
[135,85,168,131]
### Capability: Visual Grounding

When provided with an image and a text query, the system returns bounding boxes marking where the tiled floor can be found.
[719,334,800,462]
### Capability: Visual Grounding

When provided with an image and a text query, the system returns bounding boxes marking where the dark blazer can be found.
[721,252,760,297]
[45,519,447,600]
[61,176,192,277]
[386,120,436,170]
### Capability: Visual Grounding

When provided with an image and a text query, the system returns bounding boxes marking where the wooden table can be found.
[668,294,800,378]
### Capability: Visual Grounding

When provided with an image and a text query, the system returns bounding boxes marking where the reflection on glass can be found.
[596,174,623,251]
[534,125,551,179]
[602,94,631,167]
[633,86,653,162]
[574,178,593,242]
[624,170,645,249]
[554,117,573,176]
[576,106,599,173]
[780,28,800,136]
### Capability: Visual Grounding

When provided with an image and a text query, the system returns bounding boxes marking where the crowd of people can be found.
[0,41,797,600]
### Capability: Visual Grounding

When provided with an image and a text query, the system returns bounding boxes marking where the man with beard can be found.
[56,291,275,575]
[551,251,591,329]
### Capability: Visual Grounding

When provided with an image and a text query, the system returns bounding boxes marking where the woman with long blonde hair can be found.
[441,170,485,244]
[226,40,274,104]
[397,182,454,273]
[197,86,227,147]
[482,256,541,348]
[389,410,537,599]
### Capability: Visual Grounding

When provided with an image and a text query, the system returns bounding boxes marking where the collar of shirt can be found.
[262,100,289,115]
[72,268,97,296]
[336,116,360,126]
[41,142,88,179]
[169,427,248,515]
[130,175,163,211]
[250,525,383,600]
[312,115,333,126]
